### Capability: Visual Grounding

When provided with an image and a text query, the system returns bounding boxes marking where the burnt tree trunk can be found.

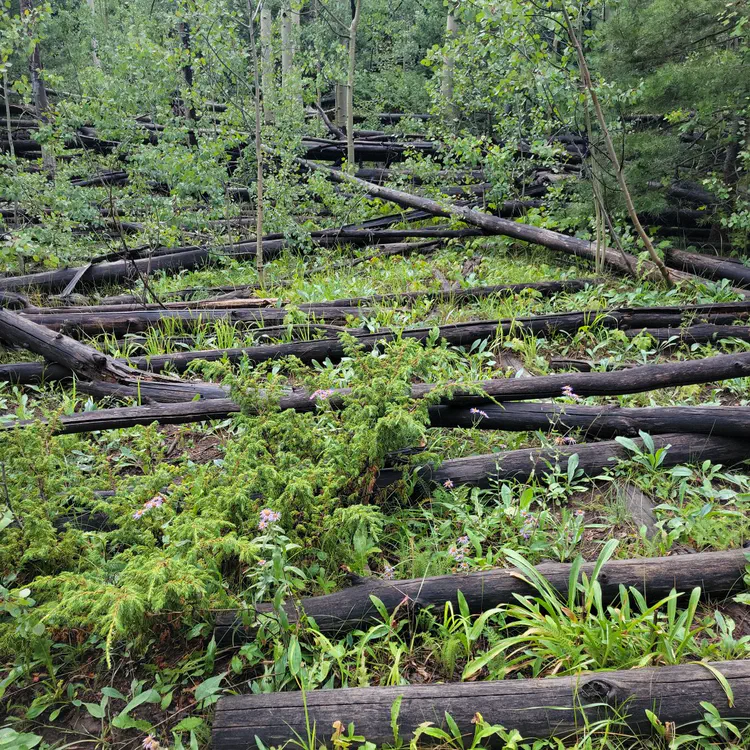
[213,660,750,749]
[215,548,748,639]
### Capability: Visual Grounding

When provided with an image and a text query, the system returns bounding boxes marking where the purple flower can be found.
[457,561,470,573]
[574,509,585,518]
[310,389,334,401]
[383,565,395,580]
[470,407,489,419]
[143,737,161,750]
[132,493,167,520]
[457,535,470,547]
[443,479,454,489]
[561,385,581,401]
[258,559,267,567]
[259,509,281,529]
[449,545,465,561]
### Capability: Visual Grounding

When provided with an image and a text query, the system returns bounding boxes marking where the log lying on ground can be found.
[632,323,750,344]
[106,305,750,372]
[0,234,441,293]
[0,307,223,402]
[9,318,743,389]
[666,248,750,288]
[25,297,279,314]
[310,278,598,307]
[215,547,748,639]
[213,659,750,748]
[4,320,750,407]
[300,159,743,290]
[83,301,750,371]
[375,433,750,492]
[427,402,750,439]
[18,305,368,338]
[7,297,742,383]
[0,194,537,295]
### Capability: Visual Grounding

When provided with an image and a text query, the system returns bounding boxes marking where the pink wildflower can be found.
[561,385,581,401]
[443,479,454,489]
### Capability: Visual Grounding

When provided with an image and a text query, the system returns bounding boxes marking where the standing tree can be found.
[441,0,458,126]
[562,4,672,287]
[85,0,101,68]
[346,0,361,167]
[260,5,274,124]
[19,0,55,176]
[247,0,265,283]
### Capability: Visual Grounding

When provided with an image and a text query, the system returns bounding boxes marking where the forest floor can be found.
[1,177,750,749]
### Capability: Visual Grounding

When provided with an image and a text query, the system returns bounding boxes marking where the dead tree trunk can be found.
[247,0,265,282]
[178,20,198,148]
[85,0,101,68]
[215,548,748,639]
[346,0,362,167]
[375,433,750,493]
[665,248,750,288]
[0,306,144,383]
[441,2,458,125]
[213,660,750,748]
[0,307,222,402]
[19,0,56,176]
[295,158,729,289]
[426,402,750,439]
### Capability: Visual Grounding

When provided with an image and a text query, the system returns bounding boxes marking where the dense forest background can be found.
[0,0,748,270]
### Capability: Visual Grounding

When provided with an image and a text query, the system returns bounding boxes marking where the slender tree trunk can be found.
[20,0,56,177]
[178,20,198,147]
[85,0,101,68]
[723,115,741,187]
[346,0,362,167]
[2,73,19,232]
[562,6,672,287]
[2,75,14,165]
[280,1,293,88]
[247,0,265,283]
[259,7,274,124]
[441,2,458,126]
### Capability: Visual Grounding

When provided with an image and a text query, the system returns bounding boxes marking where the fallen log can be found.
[426,403,750,439]
[633,323,750,344]
[0,307,222,402]
[300,159,743,290]
[0,236,440,293]
[10,317,742,389]
[666,249,750,288]
[309,278,598,307]
[213,659,750,748]
[4,309,750,394]
[0,222,476,293]
[51,301,750,371]
[19,305,368,338]
[375,433,750,492]
[215,547,748,639]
